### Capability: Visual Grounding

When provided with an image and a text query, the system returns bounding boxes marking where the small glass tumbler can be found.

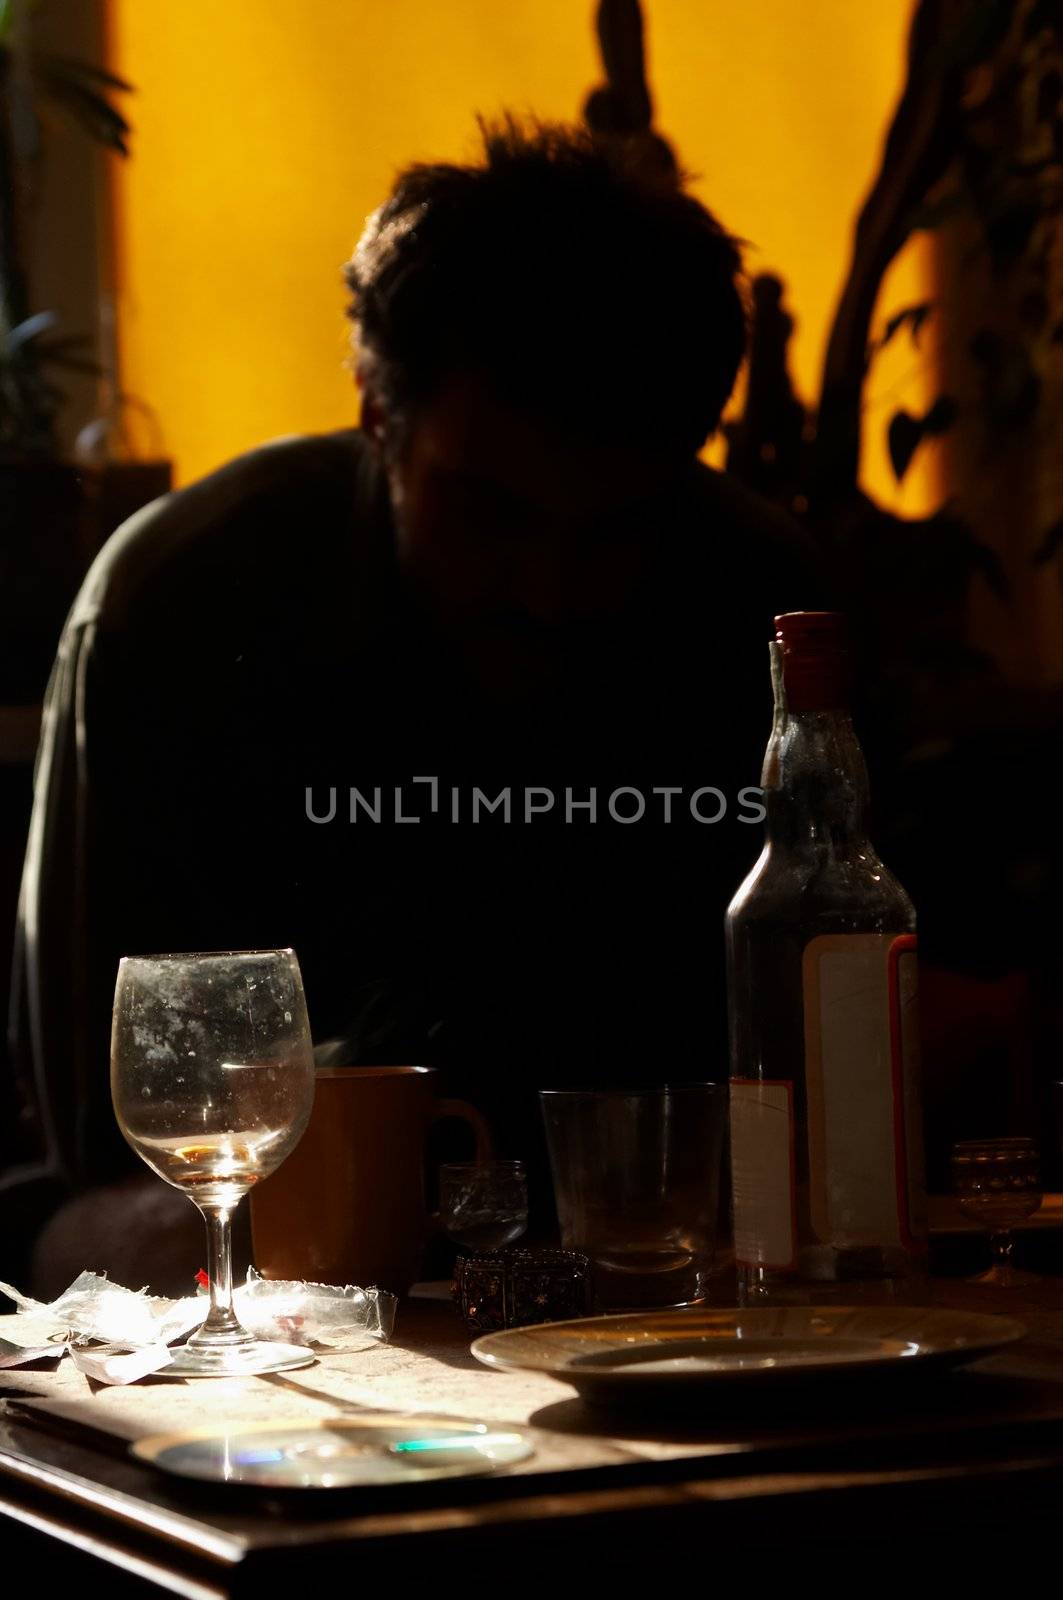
[440,1161,528,1253]
[950,1137,1042,1288]
[541,1084,727,1311]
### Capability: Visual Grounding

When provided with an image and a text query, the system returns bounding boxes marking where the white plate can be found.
[471,1304,1026,1406]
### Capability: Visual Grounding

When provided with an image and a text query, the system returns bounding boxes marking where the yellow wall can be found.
[107,0,933,508]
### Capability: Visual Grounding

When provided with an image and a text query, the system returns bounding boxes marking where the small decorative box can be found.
[454,1247,592,1332]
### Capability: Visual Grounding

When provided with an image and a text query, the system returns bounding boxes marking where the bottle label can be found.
[731,1079,797,1268]
[803,932,923,1252]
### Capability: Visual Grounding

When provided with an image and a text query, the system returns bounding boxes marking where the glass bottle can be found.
[727,612,926,1302]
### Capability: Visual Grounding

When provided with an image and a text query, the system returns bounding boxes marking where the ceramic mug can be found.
[250,1065,491,1295]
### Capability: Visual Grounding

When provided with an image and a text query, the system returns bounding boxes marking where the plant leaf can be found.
[31,332,94,356]
[1033,516,1063,564]
[888,410,924,482]
[879,302,933,351]
[1038,68,1063,121]
[1025,0,1063,40]
[906,191,967,233]
[947,0,1016,67]
[37,53,134,95]
[36,70,132,154]
[1019,289,1050,330]
[968,539,1010,601]
[36,351,103,375]
[922,394,959,435]
[985,200,1041,267]
[4,311,59,353]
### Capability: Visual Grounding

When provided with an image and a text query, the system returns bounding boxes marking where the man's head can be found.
[346,119,745,698]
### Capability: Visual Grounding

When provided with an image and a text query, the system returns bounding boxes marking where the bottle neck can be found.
[762,705,871,856]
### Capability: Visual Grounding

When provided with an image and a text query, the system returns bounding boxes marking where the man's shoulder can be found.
[688,461,830,607]
[691,460,817,553]
[84,429,384,632]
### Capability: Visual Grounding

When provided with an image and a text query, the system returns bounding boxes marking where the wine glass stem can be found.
[989,1229,1013,1277]
[192,1203,248,1348]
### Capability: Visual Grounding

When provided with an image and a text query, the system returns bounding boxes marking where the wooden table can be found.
[5,1279,1063,1589]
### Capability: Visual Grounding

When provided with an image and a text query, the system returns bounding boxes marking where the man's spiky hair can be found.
[346,117,745,454]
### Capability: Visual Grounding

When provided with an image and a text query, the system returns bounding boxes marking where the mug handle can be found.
[433,1098,493,1162]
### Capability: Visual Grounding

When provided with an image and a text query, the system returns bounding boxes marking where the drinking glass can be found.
[440,1161,528,1253]
[541,1084,727,1310]
[112,950,316,1375]
[950,1137,1042,1288]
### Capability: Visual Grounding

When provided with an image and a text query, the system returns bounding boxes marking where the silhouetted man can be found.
[11,121,823,1281]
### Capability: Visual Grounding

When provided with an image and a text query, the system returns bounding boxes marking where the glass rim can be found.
[539,1082,724,1098]
[439,1159,526,1173]
[119,948,297,964]
[316,1064,433,1078]
[951,1137,1039,1151]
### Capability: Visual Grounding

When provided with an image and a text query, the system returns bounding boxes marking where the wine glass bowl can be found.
[950,1137,1042,1288]
[112,949,316,1375]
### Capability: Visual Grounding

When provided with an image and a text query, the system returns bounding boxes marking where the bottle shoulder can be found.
[727,840,915,933]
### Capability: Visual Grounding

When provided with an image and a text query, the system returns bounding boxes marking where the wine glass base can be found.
[967,1264,1041,1289]
[158,1341,316,1378]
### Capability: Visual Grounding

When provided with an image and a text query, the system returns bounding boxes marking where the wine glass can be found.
[440,1161,528,1253]
[950,1137,1042,1288]
[111,949,316,1376]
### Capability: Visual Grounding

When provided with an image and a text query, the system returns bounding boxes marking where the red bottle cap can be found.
[774,611,850,711]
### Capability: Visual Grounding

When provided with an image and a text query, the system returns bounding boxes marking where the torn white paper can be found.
[68,1343,175,1385]
[0,1268,396,1383]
